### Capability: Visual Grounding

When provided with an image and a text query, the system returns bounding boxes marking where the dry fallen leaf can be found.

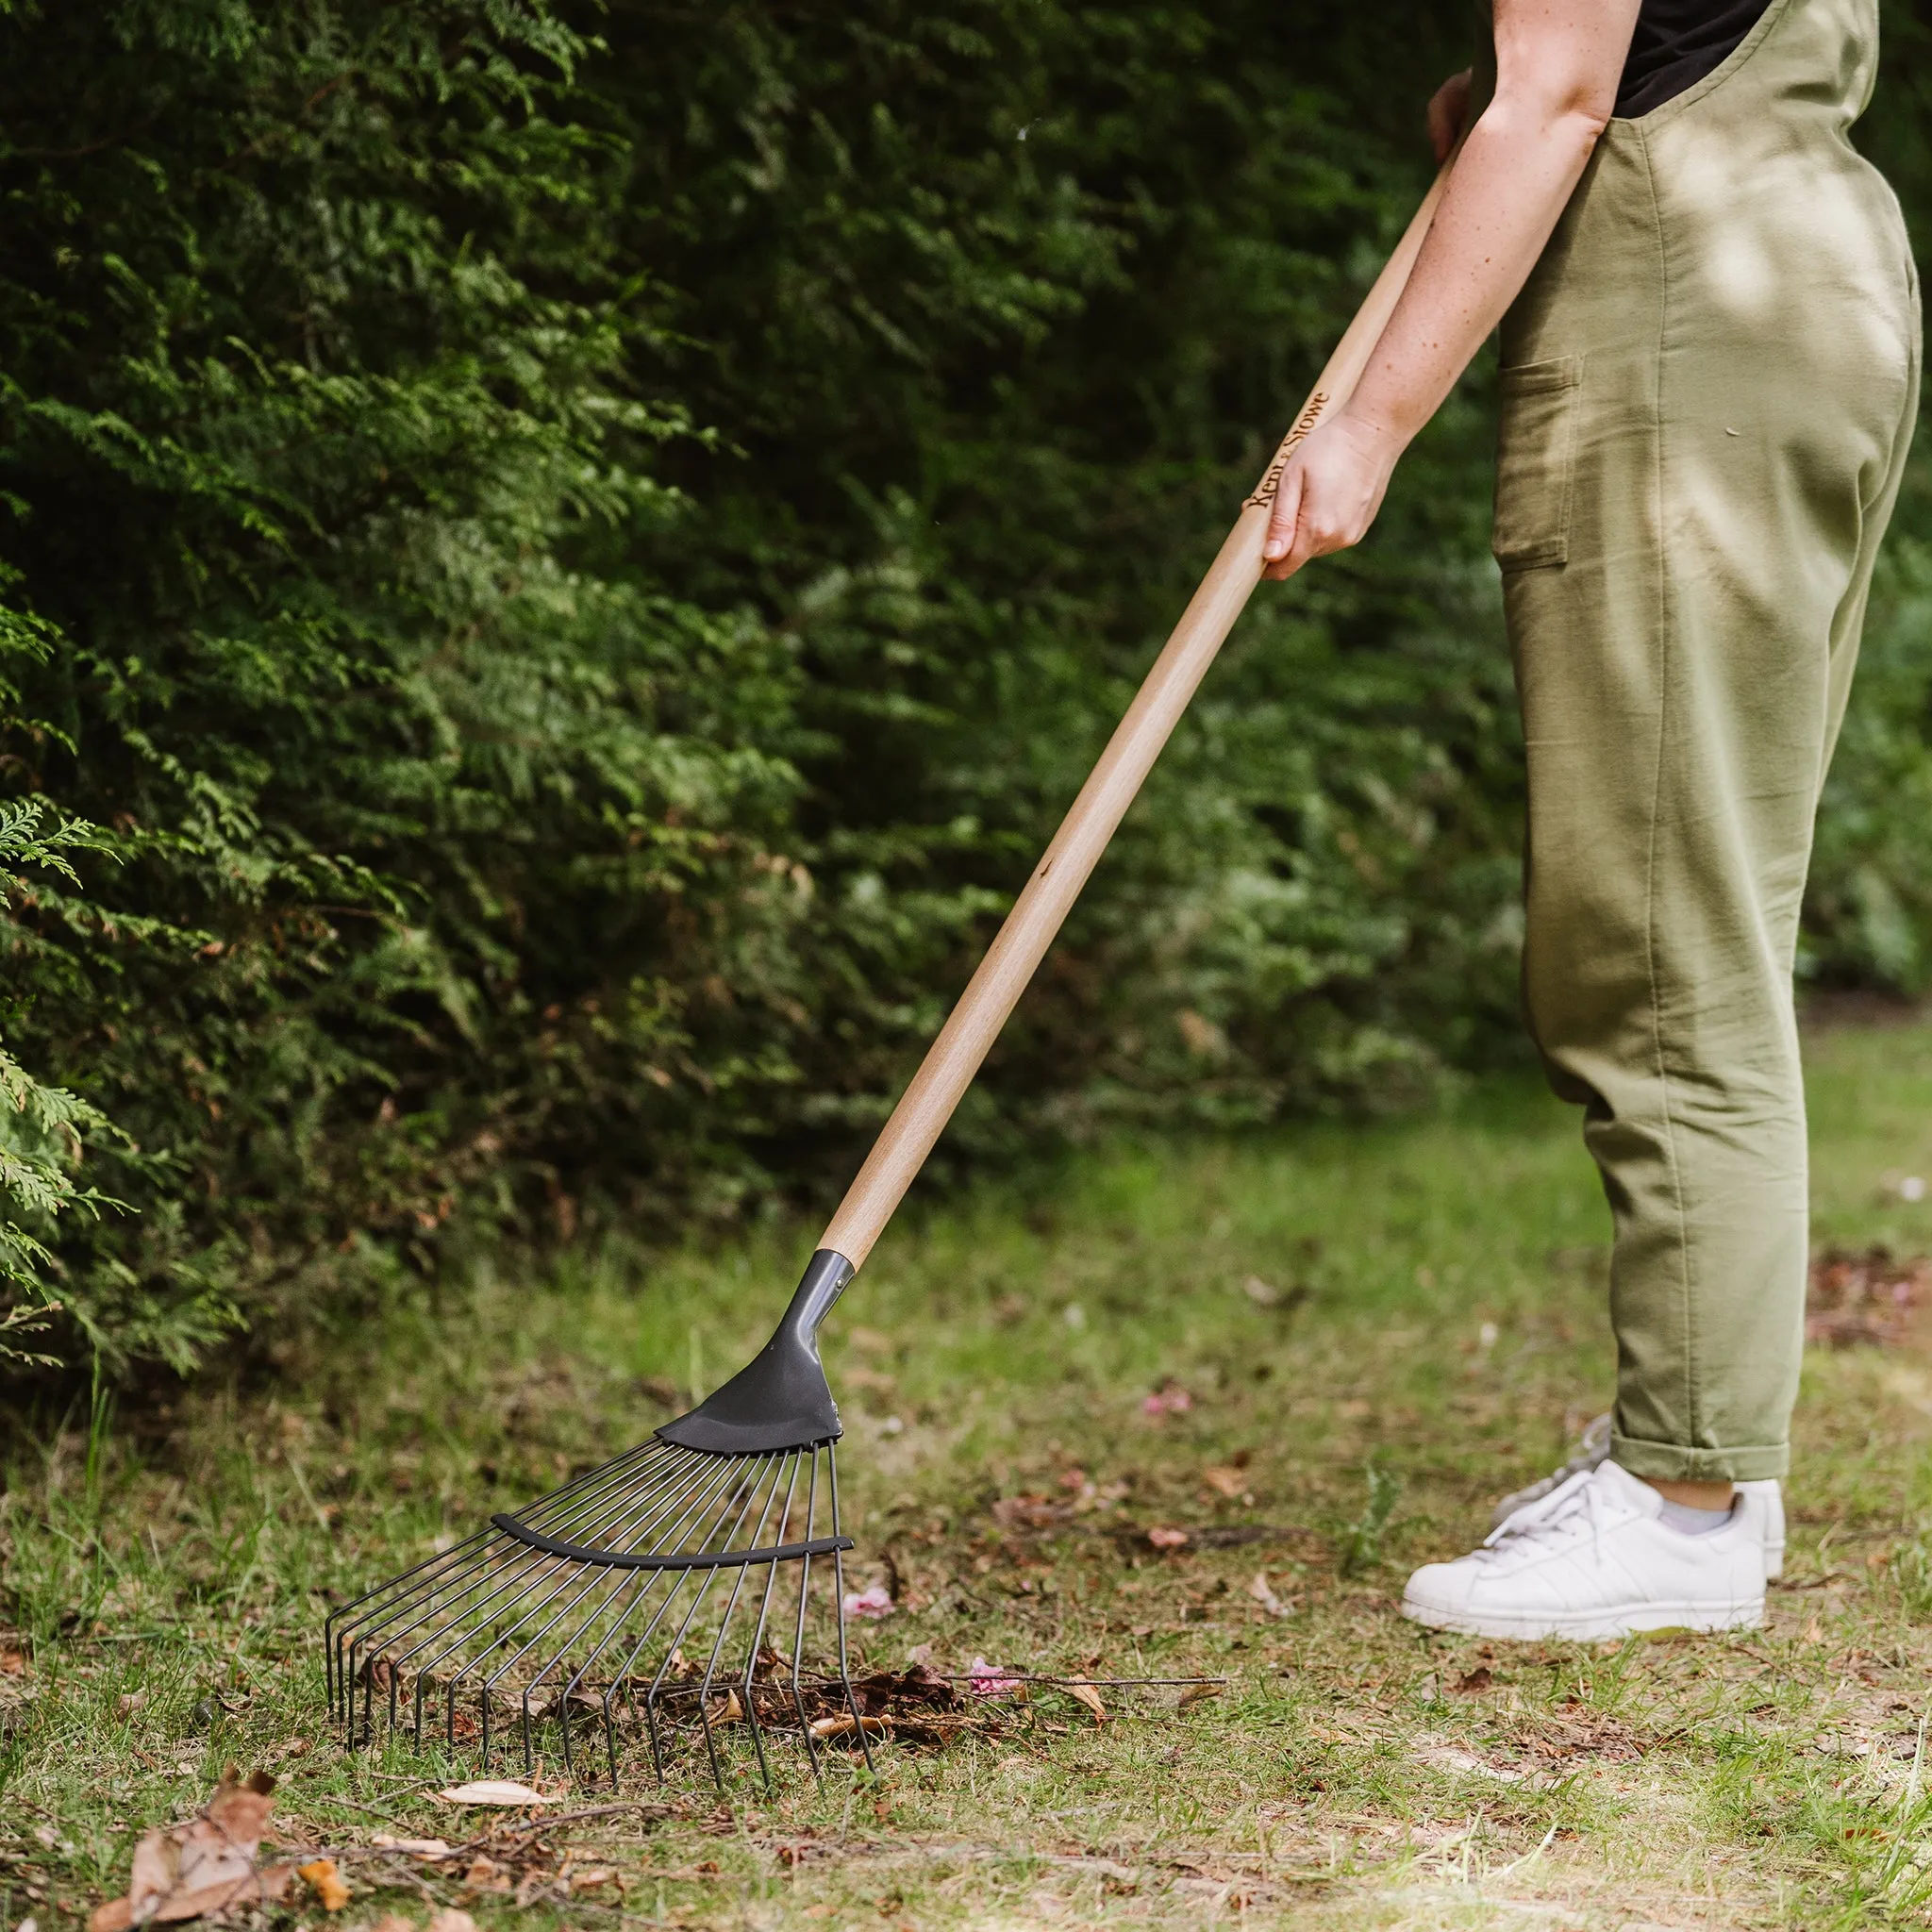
[808,1712,891,1739]
[0,1641,28,1678]
[1064,1681,1109,1724]
[569,1868,616,1892]
[462,1855,511,1893]
[371,1835,454,1860]
[1246,1571,1290,1618]
[1201,1465,1248,1500]
[1176,1681,1224,1712]
[1146,1525,1190,1550]
[299,1858,350,1911]
[435,1779,550,1807]
[90,1769,296,1932]
[428,1911,478,1932]
[367,1916,418,1932]
[1451,1666,1494,1694]
[1241,1274,1282,1307]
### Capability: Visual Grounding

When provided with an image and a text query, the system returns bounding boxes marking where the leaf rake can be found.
[325,158,1456,1794]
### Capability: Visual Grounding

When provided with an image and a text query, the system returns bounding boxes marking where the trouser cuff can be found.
[1610,1432,1789,1482]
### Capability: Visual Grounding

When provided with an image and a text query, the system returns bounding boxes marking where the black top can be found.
[1615,0,1773,117]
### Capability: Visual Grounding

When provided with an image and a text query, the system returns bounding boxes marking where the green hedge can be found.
[3,0,1929,1374]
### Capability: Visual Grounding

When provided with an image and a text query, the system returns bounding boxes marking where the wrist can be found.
[1333,402,1410,472]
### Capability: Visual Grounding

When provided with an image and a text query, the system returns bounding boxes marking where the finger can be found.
[1285,493,1329,576]
[1260,463,1305,579]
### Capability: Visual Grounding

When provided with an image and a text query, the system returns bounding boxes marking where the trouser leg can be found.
[1507,347,1918,1485]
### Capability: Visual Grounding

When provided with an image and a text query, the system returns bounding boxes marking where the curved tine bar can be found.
[790,1450,823,1779]
[641,1461,785,1790]
[736,1455,806,1794]
[693,1453,796,1794]
[827,1446,874,1775]
[411,1454,752,1738]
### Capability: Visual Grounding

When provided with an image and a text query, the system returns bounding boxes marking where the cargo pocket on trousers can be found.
[1492,355,1582,571]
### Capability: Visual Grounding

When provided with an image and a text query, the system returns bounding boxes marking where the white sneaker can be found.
[1490,1417,1784,1582]
[1743,1478,1784,1580]
[1404,1460,1766,1641]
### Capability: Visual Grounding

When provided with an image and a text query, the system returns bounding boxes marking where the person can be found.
[1261,0,1920,1639]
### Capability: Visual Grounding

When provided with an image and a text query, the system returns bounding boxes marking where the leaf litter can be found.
[1807,1247,1930,1348]
[90,1767,297,1932]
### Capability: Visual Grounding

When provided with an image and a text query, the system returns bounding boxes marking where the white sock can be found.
[1657,1497,1733,1536]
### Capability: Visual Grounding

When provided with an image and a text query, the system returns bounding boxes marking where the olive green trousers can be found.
[1495,0,1920,1479]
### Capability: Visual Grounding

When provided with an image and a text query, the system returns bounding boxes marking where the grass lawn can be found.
[5,1018,1932,1930]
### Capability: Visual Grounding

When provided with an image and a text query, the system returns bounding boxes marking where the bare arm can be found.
[1261,0,1641,579]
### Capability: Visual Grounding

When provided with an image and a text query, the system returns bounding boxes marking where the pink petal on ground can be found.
[841,1583,895,1621]
[967,1657,1023,1699]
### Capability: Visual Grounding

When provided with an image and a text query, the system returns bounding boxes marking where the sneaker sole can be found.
[1400,1591,1763,1641]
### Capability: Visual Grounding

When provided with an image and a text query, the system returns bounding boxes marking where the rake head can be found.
[325,1252,878,1793]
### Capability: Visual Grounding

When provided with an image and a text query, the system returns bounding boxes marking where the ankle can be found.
[1642,1475,1736,1512]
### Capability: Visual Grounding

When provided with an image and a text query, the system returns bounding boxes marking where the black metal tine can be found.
[554,1561,667,1787]
[599,1561,707,1786]
[637,1571,706,1783]
[791,1448,823,1779]
[737,1453,805,1795]
[548,1564,661,1786]
[591,1453,793,1783]
[641,1458,783,1791]
[827,1444,874,1775]
[568,1455,798,1786]
[694,1452,793,1794]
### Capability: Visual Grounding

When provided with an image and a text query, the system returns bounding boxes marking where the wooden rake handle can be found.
[819,158,1456,1270]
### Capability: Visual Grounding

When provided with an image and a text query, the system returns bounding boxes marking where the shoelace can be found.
[1476,1466,1612,1564]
